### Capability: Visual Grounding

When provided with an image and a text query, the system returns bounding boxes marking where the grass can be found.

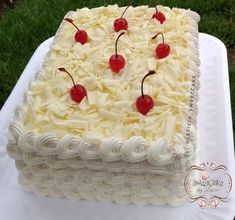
[0,0,235,130]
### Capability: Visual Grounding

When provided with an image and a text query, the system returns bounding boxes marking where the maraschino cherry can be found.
[152,6,166,24]
[152,32,170,59]
[64,18,88,44]
[109,32,126,73]
[136,71,156,115]
[58,67,87,103]
[114,5,131,32]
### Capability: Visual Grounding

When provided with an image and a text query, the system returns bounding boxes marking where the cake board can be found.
[0,33,234,220]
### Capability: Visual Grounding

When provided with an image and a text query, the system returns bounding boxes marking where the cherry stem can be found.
[115,32,125,58]
[154,5,158,12]
[121,4,131,18]
[58,67,76,87]
[141,71,155,99]
[64,19,80,31]
[152,32,165,44]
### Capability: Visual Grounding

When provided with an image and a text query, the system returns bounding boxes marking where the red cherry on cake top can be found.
[109,32,126,73]
[58,67,87,104]
[136,71,156,115]
[64,18,88,44]
[152,32,170,59]
[114,5,131,32]
[152,5,166,24]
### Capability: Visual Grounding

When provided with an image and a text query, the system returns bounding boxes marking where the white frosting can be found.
[17,166,186,205]
[147,138,174,165]
[18,131,38,152]
[33,133,59,156]
[6,5,200,206]
[46,155,67,169]
[99,137,123,161]
[78,141,100,160]
[7,122,23,145]
[56,135,81,159]
[121,136,149,162]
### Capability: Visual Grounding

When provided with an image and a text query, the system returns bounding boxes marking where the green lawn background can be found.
[0,0,235,131]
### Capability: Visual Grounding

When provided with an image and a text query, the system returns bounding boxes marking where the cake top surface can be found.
[18,5,200,146]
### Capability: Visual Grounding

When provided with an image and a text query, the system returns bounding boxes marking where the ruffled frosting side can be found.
[16,163,186,205]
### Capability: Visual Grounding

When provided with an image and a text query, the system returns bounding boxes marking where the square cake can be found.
[6,5,200,205]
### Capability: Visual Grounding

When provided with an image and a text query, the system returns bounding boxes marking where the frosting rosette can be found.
[56,135,81,159]
[121,136,149,162]
[22,152,45,165]
[147,138,175,165]
[7,143,22,160]
[78,141,100,160]
[18,131,38,152]
[99,137,123,161]
[33,133,59,156]
[8,122,23,145]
